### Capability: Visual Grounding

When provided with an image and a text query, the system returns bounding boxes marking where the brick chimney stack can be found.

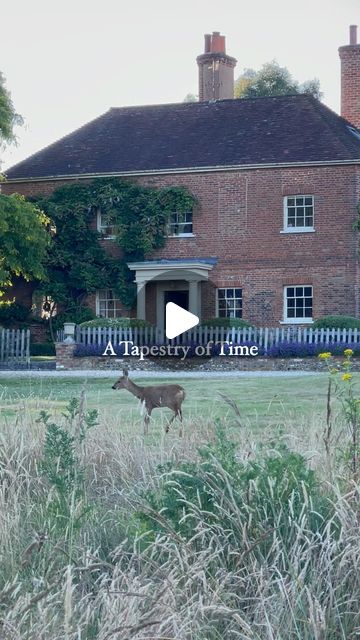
[339,25,360,128]
[197,32,237,102]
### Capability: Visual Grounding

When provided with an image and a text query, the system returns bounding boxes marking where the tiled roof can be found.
[5,95,360,180]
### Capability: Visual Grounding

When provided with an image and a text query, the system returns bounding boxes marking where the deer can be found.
[112,369,185,435]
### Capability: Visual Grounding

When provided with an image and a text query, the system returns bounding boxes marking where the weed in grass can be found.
[37,396,98,537]
[319,349,360,480]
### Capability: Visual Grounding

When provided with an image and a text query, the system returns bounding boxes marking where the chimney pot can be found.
[350,25,357,45]
[204,34,211,53]
[210,32,225,53]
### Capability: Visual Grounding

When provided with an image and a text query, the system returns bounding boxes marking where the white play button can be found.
[165,302,199,339]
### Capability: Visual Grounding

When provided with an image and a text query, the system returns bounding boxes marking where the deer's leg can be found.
[165,412,176,434]
[144,405,152,435]
[177,408,183,437]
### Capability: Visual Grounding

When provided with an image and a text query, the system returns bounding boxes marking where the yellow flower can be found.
[342,373,352,381]
[318,352,332,359]
[344,349,354,357]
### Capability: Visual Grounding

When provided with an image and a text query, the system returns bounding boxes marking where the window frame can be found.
[97,209,116,240]
[282,285,313,324]
[281,195,315,234]
[167,210,194,237]
[96,289,122,318]
[216,287,243,319]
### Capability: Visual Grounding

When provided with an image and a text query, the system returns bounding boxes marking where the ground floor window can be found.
[96,289,122,318]
[217,288,242,318]
[284,285,313,321]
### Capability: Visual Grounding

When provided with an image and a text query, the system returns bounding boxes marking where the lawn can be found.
[0,372,340,436]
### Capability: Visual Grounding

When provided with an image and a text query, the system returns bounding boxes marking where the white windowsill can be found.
[280,228,315,234]
[280,319,313,325]
[167,233,195,238]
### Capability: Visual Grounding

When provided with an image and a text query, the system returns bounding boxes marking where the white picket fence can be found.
[0,328,31,364]
[59,325,360,351]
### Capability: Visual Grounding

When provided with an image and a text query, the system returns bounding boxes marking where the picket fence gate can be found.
[56,325,360,352]
[0,329,31,364]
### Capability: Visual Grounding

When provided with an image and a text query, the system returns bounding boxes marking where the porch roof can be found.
[127,258,216,283]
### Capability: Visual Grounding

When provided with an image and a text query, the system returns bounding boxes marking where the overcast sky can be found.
[1,0,359,170]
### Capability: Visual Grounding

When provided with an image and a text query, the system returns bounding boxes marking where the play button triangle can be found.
[165,302,199,339]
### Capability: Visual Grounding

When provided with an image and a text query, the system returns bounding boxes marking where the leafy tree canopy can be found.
[183,93,197,103]
[0,71,23,149]
[0,193,50,296]
[33,178,196,309]
[234,61,322,100]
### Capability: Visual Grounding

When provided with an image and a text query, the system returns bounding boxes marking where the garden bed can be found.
[56,354,360,372]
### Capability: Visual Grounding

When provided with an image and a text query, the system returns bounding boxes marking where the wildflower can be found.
[330,368,339,374]
[344,348,354,357]
[318,352,332,359]
[342,373,352,381]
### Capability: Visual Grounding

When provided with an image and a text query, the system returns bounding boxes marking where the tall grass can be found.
[0,395,359,639]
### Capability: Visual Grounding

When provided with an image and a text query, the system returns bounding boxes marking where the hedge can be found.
[79,318,153,328]
[312,315,360,329]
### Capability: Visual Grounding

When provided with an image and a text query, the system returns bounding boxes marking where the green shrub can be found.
[312,315,360,329]
[136,424,334,559]
[200,317,253,328]
[30,342,55,356]
[0,301,31,325]
[79,317,153,328]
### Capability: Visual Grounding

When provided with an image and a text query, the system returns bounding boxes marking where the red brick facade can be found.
[2,161,360,327]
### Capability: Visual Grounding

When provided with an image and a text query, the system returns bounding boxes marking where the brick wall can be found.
[3,163,359,326]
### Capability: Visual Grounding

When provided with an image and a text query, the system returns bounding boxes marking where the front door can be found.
[164,290,189,328]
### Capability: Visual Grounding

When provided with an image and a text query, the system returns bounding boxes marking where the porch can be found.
[127,259,216,331]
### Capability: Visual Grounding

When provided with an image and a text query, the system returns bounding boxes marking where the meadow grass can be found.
[0,372,359,638]
[0,373,336,433]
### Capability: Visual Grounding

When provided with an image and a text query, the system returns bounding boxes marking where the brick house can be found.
[3,28,360,329]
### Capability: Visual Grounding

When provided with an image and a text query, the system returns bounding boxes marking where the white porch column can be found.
[136,281,146,320]
[188,280,199,317]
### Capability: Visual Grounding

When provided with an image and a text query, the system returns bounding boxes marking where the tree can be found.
[0,71,23,149]
[183,93,197,102]
[234,61,322,100]
[0,194,50,296]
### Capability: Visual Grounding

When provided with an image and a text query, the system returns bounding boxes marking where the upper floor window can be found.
[283,195,314,233]
[168,211,193,236]
[217,288,242,318]
[96,289,122,318]
[284,285,313,323]
[97,210,116,239]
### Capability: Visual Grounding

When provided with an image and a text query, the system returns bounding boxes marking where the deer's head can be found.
[112,368,129,390]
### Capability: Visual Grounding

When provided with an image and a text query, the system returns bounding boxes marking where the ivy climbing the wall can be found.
[33,177,196,312]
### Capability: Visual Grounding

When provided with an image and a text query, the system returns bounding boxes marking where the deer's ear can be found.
[123,368,129,377]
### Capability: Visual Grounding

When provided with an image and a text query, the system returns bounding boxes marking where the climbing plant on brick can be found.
[33,177,196,309]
